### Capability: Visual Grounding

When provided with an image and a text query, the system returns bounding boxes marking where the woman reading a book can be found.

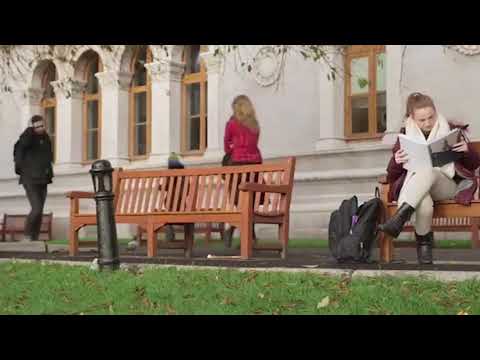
[379,92,480,264]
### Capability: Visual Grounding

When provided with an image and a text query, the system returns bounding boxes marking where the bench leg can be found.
[69,225,79,256]
[147,221,157,258]
[379,232,394,263]
[471,218,480,249]
[184,224,194,258]
[279,221,289,260]
[240,217,253,259]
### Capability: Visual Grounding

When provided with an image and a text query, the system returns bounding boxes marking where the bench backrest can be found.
[2,213,52,232]
[113,157,296,216]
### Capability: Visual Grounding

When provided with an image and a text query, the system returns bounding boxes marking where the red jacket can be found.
[386,123,480,205]
[224,117,262,164]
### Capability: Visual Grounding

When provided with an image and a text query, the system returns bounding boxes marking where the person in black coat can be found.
[15,115,54,242]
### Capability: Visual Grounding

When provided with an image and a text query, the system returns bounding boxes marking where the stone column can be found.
[95,71,131,168]
[200,51,224,161]
[383,45,404,146]
[144,60,184,164]
[315,48,346,151]
[51,79,86,172]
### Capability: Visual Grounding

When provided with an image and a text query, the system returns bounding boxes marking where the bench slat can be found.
[212,174,222,211]
[172,176,183,212]
[116,178,126,213]
[186,175,198,212]
[142,178,153,213]
[136,178,147,214]
[156,177,167,212]
[129,178,140,213]
[221,173,231,211]
[179,176,190,212]
[165,176,175,212]
[196,175,206,211]
[149,178,160,213]
[204,175,213,210]
[229,173,239,211]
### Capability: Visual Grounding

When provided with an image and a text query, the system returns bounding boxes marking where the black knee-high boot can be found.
[378,202,415,238]
[416,232,434,265]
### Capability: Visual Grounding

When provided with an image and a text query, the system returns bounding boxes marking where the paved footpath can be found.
[1,241,480,282]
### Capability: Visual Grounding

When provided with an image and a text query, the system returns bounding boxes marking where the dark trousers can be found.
[23,183,48,240]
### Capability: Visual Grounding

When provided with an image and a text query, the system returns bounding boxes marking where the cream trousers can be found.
[398,168,458,236]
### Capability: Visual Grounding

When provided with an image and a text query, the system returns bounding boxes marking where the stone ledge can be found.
[2,259,480,283]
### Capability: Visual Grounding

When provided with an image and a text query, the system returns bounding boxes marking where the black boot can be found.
[416,232,434,265]
[378,202,415,238]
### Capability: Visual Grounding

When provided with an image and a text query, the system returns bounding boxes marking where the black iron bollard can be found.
[90,160,120,271]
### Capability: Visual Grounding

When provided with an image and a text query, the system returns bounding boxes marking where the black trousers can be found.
[22,183,48,240]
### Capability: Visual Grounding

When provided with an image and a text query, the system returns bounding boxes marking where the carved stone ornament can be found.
[448,45,480,56]
[145,60,185,82]
[95,71,131,91]
[252,46,282,87]
[51,79,86,99]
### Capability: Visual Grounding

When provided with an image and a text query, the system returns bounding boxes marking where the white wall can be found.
[217,49,321,159]
[401,45,480,139]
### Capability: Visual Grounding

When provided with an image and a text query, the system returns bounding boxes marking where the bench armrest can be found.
[65,191,95,199]
[238,183,289,194]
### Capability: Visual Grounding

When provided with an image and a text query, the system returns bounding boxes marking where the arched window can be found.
[40,62,57,162]
[82,52,102,162]
[181,45,208,154]
[129,46,152,159]
[344,45,386,140]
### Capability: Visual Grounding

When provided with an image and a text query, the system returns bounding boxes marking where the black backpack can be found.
[328,189,383,263]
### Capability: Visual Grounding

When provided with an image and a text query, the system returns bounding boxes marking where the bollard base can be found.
[98,259,120,271]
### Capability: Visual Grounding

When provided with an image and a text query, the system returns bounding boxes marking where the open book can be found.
[398,128,463,171]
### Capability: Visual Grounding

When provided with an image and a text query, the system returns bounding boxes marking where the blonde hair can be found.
[232,95,259,130]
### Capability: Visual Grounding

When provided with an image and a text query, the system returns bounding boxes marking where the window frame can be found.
[181,46,208,156]
[344,45,386,141]
[129,47,152,160]
[82,55,103,164]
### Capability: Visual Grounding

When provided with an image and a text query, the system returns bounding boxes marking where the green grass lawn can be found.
[47,237,472,250]
[0,262,479,315]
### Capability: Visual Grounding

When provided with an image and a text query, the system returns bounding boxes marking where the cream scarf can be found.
[405,113,455,179]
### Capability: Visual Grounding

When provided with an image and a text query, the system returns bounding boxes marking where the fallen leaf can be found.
[457,310,469,315]
[109,305,114,314]
[221,297,235,305]
[317,296,330,309]
[244,271,258,283]
[258,293,265,299]
[165,304,176,315]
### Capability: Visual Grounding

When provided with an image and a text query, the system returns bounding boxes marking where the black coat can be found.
[16,127,54,185]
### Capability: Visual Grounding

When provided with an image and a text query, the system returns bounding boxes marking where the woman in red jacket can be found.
[379,92,480,264]
[222,95,263,247]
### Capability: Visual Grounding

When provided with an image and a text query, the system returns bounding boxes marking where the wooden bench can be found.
[378,141,480,263]
[1,213,53,242]
[66,157,296,259]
